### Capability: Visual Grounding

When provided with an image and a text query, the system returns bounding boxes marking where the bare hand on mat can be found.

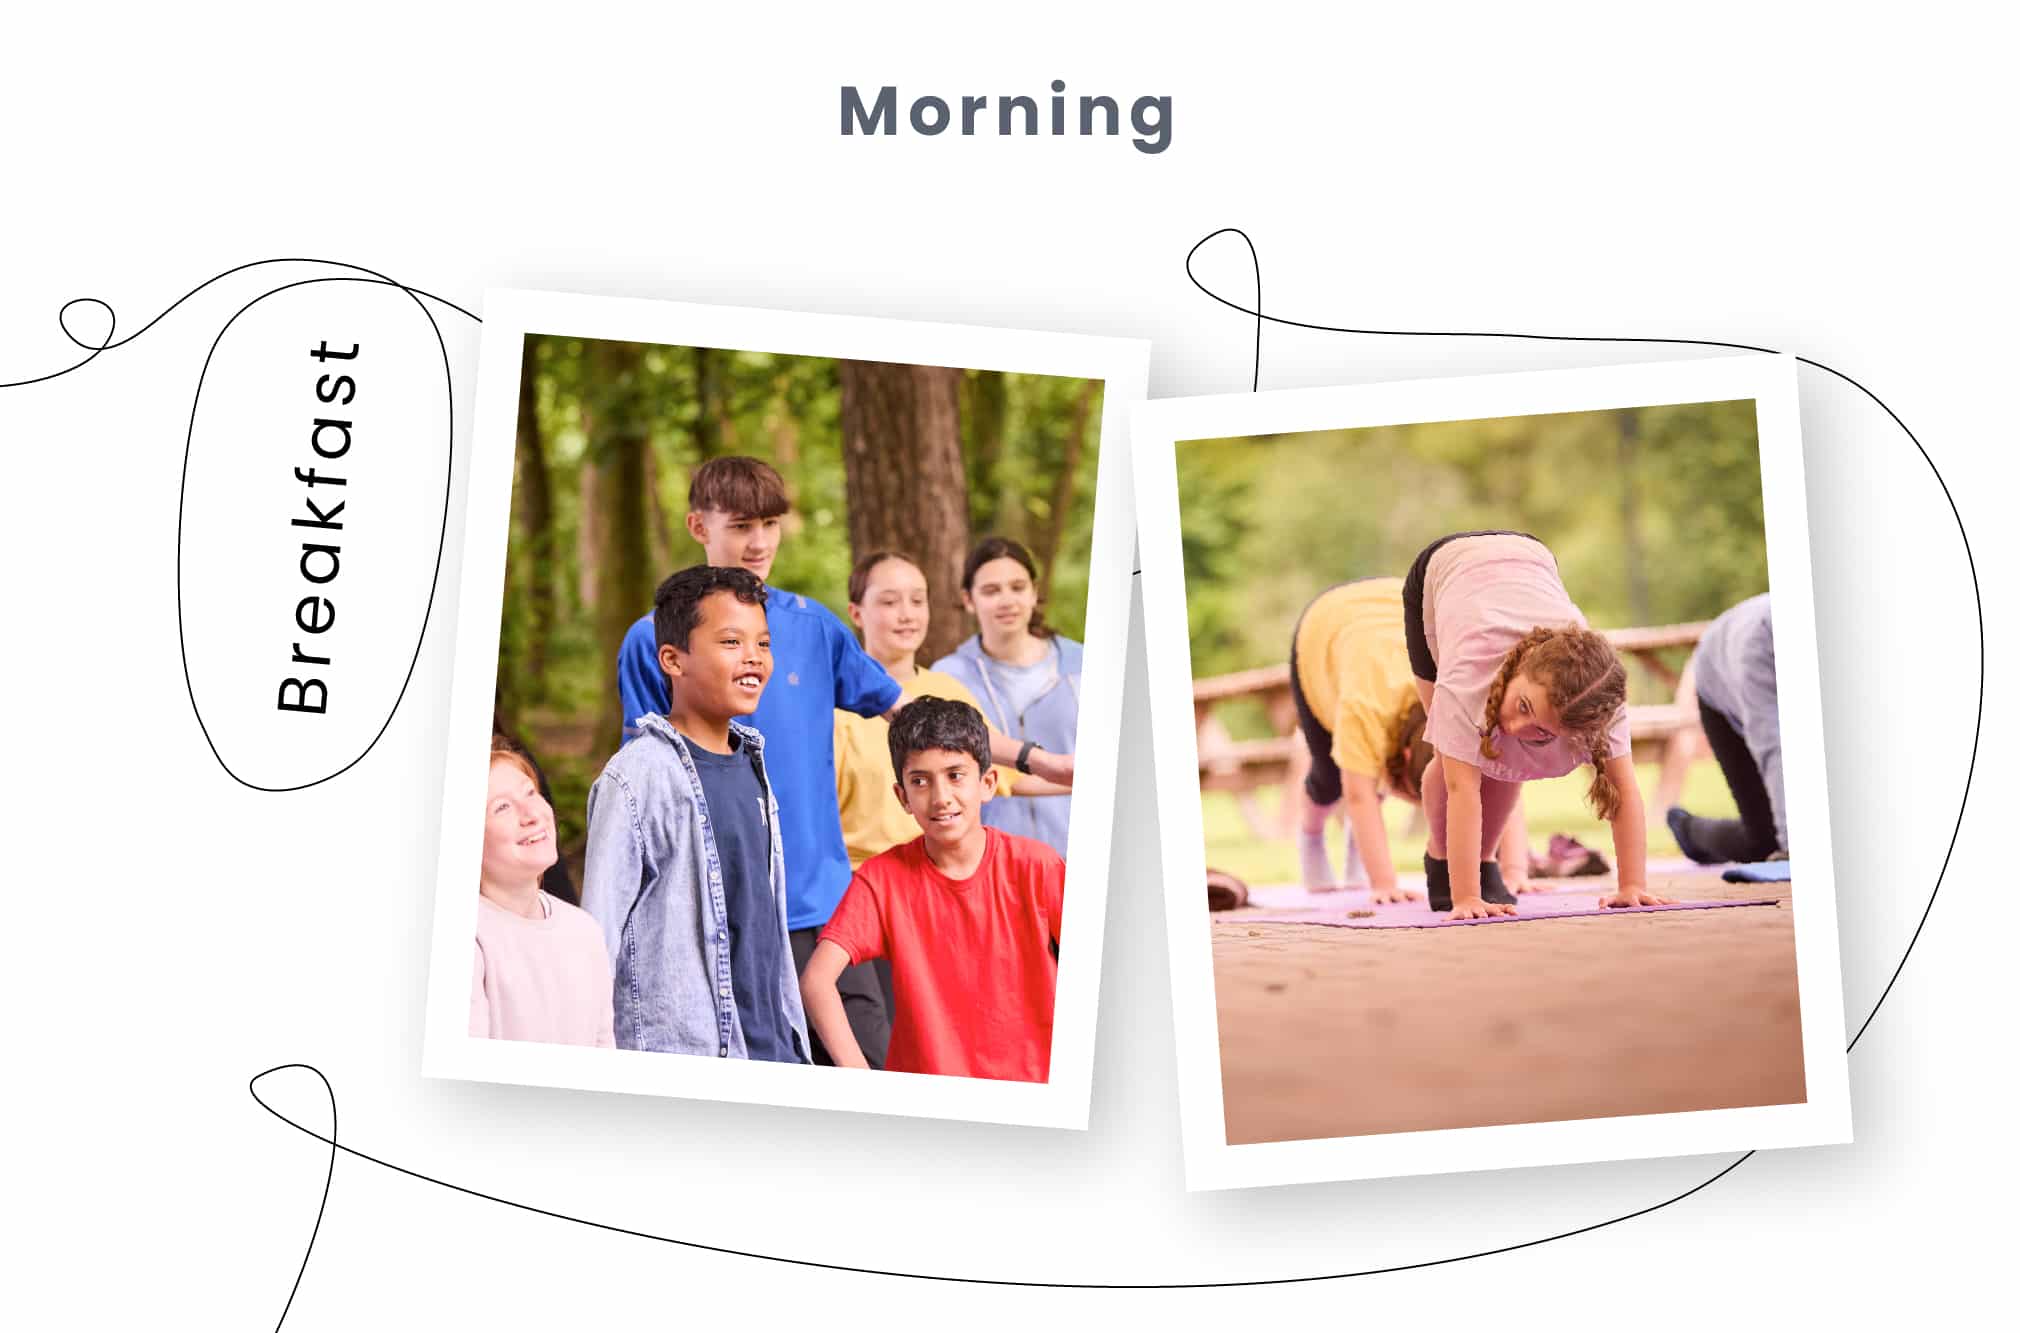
[1447,895,1518,920]
[1598,884,1673,909]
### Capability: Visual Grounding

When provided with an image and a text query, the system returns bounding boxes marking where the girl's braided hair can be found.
[1478,625,1628,819]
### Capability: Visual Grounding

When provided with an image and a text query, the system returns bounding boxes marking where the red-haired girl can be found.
[470,740,616,1047]
[1403,532,1666,919]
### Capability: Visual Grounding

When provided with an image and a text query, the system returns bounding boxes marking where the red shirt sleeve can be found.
[1037,845,1065,941]
[817,869,888,966]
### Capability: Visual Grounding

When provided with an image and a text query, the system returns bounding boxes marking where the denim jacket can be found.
[580,714,811,1061]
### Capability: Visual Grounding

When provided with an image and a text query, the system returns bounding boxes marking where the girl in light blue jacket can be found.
[931,537,1080,859]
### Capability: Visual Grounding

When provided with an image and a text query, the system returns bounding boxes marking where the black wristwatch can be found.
[1016,740,1040,774]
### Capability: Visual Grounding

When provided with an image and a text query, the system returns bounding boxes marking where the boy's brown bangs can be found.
[689,457,791,519]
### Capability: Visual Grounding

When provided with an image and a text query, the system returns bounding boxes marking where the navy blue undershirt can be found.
[686,734,799,1063]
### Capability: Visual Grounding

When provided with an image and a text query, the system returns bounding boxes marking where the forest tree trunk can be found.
[1035,380,1098,605]
[693,346,724,460]
[1617,408,1651,626]
[838,360,970,665]
[643,441,676,578]
[963,369,1008,534]
[587,340,655,757]
[506,335,558,728]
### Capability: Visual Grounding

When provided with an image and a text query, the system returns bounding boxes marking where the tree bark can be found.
[586,340,656,757]
[643,440,676,577]
[838,360,970,664]
[511,336,557,720]
[963,369,1008,533]
[1617,408,1652,626]
[576,425,601,612]
[1035,380,1098,606]
[693,346,724,460]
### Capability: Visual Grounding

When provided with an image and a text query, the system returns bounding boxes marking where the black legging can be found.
[1287,580,1386,808]
[1689,695,1782,863]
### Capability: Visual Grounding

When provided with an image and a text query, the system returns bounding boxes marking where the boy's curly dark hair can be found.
[653,564,768,656]
[886,695,992,782]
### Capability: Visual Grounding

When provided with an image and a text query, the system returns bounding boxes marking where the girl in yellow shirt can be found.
[1291,578,1530,902]
[834,551,1067,867]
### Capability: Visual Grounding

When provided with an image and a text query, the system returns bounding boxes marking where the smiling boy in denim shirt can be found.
[583,565,809,1061]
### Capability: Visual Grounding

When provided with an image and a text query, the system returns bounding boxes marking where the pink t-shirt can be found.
[470,892,616,1048]
[1421,534,1631,783]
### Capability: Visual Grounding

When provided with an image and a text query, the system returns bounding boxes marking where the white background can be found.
[2,3,2011,1329]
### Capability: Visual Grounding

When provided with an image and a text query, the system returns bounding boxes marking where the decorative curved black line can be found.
[173,274,456,791]
[1183,226,1973,1057]
[239,228,1974,1327]
[249,1063,1756,1293]
[0,258,483,791]
[0,257,477,390]
[264,1066,337,1333]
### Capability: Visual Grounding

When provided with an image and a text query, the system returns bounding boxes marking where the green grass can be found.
[1202,760,1741,887]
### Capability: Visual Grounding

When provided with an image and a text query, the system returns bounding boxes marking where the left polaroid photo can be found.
[422,289,1147,1129]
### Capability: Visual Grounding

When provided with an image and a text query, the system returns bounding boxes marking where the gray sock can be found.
[1342,827,1369,888]
[1298,829,1337,891]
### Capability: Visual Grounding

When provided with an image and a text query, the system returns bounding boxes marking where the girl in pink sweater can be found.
[1404,532,1667,919]
[470,742,615,1047]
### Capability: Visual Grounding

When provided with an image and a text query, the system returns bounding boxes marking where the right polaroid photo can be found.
[1132,355,1852,1190]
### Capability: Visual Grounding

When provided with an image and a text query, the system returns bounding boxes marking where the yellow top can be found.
[1291,578,1419,782]
[834,666,1018,867]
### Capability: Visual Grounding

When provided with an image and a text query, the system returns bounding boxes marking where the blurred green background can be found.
[496,334,1103,876]
[1182,399,1766,882]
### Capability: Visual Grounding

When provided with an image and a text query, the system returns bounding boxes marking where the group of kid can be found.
[1289,531,1787,917]
[469,457,1082,1084]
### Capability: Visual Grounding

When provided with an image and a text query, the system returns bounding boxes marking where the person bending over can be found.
[1403,531,1665,919]
[1667,593,1787,865]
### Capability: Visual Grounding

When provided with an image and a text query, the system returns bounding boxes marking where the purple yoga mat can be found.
[1239,889,1780,929]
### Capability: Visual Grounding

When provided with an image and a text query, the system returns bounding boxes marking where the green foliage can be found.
[1179,401,1769,680]
[500,336,1104,826]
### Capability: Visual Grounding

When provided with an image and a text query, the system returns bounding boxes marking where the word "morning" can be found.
[841,82,1172,155]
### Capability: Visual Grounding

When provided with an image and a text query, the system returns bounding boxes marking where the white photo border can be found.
[422,288,1148,1130]
[1130,354,1852,1189]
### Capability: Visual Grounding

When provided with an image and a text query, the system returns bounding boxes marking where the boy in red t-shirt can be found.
[802,696,1064,1082]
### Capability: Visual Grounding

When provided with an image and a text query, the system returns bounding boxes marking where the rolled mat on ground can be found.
[1723,861,1793,883]
[1207,869,1250,911]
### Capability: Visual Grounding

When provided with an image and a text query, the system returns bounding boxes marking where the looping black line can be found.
[238,232,1968,1321]
[1183,225,1976,1056]
[249,1062,1758,1299]
[0,239,1948,1322]
[0,257,478,390]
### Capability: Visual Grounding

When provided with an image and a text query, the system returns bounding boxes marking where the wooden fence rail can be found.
[1194,622,1710,837]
